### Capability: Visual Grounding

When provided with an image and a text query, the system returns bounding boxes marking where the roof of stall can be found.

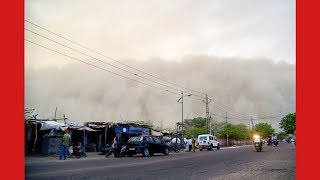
[24,119,69,131]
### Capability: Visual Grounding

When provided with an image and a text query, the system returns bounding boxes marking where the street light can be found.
[177,92,192,145]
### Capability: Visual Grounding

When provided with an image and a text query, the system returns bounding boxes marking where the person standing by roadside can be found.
[191,136,196,152]
[188,138,192,152]
[115,132,123,157]
[59,130,71,160]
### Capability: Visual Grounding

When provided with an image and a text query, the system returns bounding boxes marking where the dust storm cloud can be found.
[25,55,295,131]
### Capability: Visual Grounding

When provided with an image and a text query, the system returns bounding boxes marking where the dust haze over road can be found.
[25,55,295,130]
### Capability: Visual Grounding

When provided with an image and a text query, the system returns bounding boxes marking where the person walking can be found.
[191,136,196,152]
[59,130,71,160]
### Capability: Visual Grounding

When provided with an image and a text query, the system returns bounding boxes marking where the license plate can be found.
[255,144,260,147]
[129,148,135,150]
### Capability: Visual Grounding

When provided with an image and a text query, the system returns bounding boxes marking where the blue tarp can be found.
[115,125,129,133]
[142,128,150,134]
[115,125,150,135]
[129,126,143,135]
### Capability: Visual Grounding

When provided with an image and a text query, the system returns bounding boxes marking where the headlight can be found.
[253,135,260,139]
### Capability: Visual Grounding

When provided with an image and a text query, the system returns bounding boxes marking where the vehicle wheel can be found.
[142,148,150,157]
[163,147,169,155]
[256,148,259,152]
[200,149,203,151]
[209,144,213,150]
[127,153,133,157]
[217,144,220,150]
[76,154,81,158]
[175,148,180,153]
[150,152,154,156]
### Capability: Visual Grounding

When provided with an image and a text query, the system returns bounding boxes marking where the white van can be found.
[197,134,220,151]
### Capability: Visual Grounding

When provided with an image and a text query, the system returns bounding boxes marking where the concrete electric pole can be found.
[204,94,212,134]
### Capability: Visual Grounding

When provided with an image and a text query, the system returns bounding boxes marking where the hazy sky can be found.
[25,0,295,131]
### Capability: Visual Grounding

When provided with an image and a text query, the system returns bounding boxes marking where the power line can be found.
[25,20,288,121]
[25,19,256,120]
[25,28,185,94]
[25,39,182,97]
[25,19,207,97]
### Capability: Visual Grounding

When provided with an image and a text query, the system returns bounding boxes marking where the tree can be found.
[279,113,296,134]
[253,123,275,138]
[216,123,250,140]
[183,117,207,137]
[211,121,226,136]
[233,124,250,140]
[277,131,288,141]
[186,127,207,138]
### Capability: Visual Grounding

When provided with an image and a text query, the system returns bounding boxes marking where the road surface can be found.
[26,142,295,180]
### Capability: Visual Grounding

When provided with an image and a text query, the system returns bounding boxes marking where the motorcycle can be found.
[68,144,83,158]
[253,134,263,152]
[272,139,279,146]
[169,143,181,153]
[105,143,116,157]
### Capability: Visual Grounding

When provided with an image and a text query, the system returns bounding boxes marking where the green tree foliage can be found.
[184,117,206,129]
[253,123,275,138]
[216,123,250,140]
[211,121,226,136]
[279,113,296,134]
[186,127,207,138]
[183,117,207,138]
[277,131,288,140]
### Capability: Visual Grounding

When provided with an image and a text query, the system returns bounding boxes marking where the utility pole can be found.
[204,94,212,134]
[249,118,252,145]
[63,114,67,125]
[251,116,254,130]
[181,92,184,144]
[54,107,57,121]
[177,92,192,145]
[226,112,228,147]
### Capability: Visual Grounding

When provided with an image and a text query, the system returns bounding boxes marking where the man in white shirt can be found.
[187,138,192,151]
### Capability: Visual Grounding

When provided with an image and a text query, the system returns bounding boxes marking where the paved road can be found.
[26,142,295,180]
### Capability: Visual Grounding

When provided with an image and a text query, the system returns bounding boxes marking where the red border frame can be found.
[297,0,319,179]
[0,0,312,179]
[1,0,24,179]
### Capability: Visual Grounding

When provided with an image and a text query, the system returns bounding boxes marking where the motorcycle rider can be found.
[271,134,278,146]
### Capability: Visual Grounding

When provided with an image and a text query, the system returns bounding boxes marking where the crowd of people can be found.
[59,129,200,160]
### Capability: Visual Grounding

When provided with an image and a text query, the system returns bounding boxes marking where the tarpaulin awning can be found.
[151,129,163,136]
[115,125,129,133]
[77,126,97,131]
[40,121,68,131]
[129,126,143,135]
[142,128,150,134]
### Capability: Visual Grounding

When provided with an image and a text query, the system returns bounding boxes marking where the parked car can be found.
[197,134,220,151]
[126,135,170,157]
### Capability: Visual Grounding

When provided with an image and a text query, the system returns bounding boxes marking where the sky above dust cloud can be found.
[25,0,295,131]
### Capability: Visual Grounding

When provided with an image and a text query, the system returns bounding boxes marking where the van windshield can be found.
[199,136,208,141]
